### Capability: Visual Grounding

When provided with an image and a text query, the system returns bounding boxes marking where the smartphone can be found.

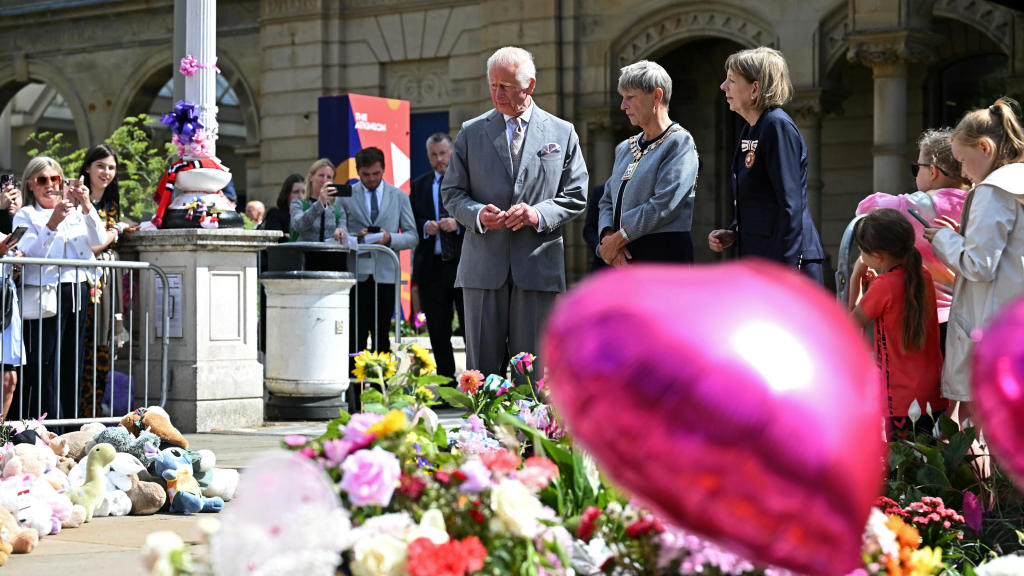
[5,225,27,247]
[366,225,381,233]
[326,183,353,197]
[907,207,930,227]
[0,174,11,188]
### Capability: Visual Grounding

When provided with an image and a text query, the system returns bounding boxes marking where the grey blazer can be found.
[441,105,589,292]
[336,180,417,283]
[599,127,697,241]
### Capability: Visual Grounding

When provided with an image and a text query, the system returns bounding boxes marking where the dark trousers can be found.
[349,277,395,355]
[22,282,89,421]
[418,257,464,379]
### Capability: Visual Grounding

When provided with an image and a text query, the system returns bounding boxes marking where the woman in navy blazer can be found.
[708,47,824,283]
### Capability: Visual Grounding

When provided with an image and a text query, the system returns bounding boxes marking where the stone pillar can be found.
[789,91,831,227]
[186,0,218,157]
[120,229,282,432]
[173,1,187,104]
[848,33,938,195]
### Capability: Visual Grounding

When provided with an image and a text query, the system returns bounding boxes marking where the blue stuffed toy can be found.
[144,445,224,515]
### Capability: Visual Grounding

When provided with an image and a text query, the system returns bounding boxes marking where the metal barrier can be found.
[0,256,170,426]
[352,243,403,350]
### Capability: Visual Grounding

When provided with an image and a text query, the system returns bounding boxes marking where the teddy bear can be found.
[3,442,56,479]
[192,449,239,502]
[69,443,117,523]
[144,445,222,514]
[122,406,188,449]
[57,422,106,462]
[93,426,161,462]
[0,504,37,555]
[126,473,167,515]
[0,474,55,537]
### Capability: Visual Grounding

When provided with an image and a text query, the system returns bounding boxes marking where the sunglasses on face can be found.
[910,162,950,178]
[34,175,62,186]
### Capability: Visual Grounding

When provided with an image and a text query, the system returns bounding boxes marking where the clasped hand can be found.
[480,203,539,232]
[598,230,631,267]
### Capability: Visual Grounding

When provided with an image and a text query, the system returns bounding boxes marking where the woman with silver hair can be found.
[709,46,824,282]
[598,60,698,265]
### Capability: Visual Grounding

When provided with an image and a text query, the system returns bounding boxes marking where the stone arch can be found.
[216,50,261,146]
[108,46,173,135]
[932,0,1013,55]
[0,58,94,147]
[822,0,1014,76]
[109,47,261,146]
[611,4,777,68]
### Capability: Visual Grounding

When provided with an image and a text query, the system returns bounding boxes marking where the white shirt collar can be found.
[503,100,534,126]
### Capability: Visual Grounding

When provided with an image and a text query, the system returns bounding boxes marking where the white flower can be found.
[140,531,186,576]
[490,478,545,538]
[908,399,922,424]
[412,406,439,434]
[350,534,408,576]
[405,508,449,545]
[863,508,898,559]
[578,450,601,494]
[975,555,1024,576]
[571,536,614,574]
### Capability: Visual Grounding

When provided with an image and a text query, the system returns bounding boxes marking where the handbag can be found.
[21,283,57,320]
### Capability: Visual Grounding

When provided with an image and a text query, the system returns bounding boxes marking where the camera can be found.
[326,183,353,197]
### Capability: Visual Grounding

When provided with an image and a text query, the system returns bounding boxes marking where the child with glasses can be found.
[854,128,971,350]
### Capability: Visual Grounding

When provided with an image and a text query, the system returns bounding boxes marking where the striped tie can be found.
[509,116,524,179]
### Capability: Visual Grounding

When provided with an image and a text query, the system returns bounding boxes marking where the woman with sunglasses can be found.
[13,156,107,422]
[854,128,971,347]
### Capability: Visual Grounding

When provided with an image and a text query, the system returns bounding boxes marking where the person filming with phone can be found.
[290,158,347,243]
[0,173,23,234]
[13,156,106,422]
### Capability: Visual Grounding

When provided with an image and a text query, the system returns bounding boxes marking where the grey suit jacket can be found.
[441,105,588,292]
[336,180,417,283]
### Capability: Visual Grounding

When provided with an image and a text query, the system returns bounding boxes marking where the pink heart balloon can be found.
[972,294,1024,490]
[543,262,885,576]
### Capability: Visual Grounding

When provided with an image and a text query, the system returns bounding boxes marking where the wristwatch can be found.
[619,228,629,242]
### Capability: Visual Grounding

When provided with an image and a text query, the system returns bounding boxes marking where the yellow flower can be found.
[908,546,943,576]
[352,350,398,381]
[366,410,408,437]
[409,343,436,375]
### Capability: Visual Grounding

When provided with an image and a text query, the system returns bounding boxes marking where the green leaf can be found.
[361,402,387,415]
[938,415,962,440]
[432,422,448,447]
[436,387,474,409]
[916,464,951,488]
[361,389,384,405]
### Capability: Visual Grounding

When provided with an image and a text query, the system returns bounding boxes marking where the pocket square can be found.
[538,143,561,156]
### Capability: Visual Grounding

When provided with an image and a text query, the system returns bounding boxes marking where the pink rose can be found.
[339,447,401,507]
[344,412,384,447]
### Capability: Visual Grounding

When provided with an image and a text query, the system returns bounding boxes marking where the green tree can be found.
[26,114,176,221]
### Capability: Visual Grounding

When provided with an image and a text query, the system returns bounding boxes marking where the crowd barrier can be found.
[0,256,170,426]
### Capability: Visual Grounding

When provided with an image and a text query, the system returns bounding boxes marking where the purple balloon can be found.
[973,294,1024,490]
[543,261,886,576]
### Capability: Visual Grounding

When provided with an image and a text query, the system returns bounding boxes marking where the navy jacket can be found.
[731,106,823,268]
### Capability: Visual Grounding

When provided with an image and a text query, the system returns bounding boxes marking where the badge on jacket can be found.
[741,139,758,169]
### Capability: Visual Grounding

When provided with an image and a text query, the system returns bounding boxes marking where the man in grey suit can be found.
[441,46,589,379]
[336,146,417,355]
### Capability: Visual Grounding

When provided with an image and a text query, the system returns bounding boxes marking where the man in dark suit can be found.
[410,133,464,379]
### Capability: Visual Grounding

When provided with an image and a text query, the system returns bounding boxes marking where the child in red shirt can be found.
[849,209,945,436]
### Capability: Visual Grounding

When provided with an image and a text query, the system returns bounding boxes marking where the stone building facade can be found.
[1,0,1020,282]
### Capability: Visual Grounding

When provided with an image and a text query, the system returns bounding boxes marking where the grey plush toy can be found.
[92,426,161,461]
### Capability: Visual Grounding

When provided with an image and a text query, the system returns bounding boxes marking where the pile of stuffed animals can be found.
[0,406,239,565]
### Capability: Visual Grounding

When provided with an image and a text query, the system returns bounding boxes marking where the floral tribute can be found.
[141,354,1024,576]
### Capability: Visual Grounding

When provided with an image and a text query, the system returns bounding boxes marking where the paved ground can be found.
[6,413,467,575]
[4,422,323,575]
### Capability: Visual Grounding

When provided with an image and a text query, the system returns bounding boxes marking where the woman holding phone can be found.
[13,156,106,422]
[290,158,347,242]
[0,229,24,420]
[0,173,23,234]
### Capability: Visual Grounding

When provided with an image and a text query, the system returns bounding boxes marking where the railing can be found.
[0,256,170,426]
